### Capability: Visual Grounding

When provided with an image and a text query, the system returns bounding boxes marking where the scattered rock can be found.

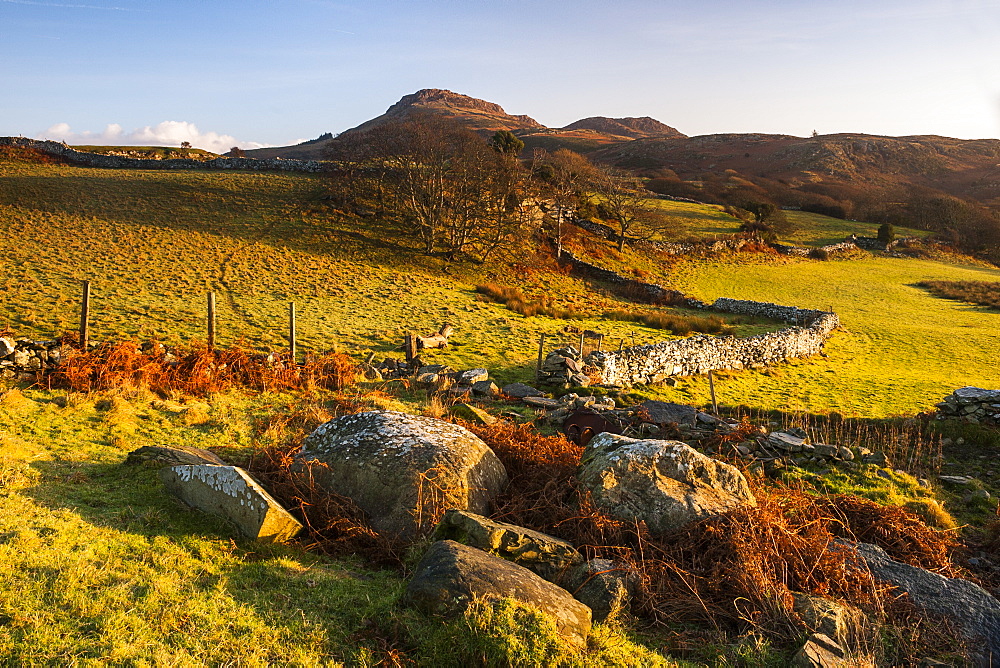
[938,475,972,486]
[297,411,508,539]
[433,509,582,581]
[792,593,867,650]
[471,380,500,397]
[768,431,806,452]
[159,465,303,542]
[126,445,226,467]
[791,633,849,667]
[523,396,561,409]
[456,368,488,385]
[638,400,696,426]
[403,540,591,646]
[565,558,637,623]
[502,382,543,398]
[578,433,757,533]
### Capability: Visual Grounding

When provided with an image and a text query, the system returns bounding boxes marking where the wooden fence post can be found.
[404,332,416,364]
[288,302,296,364]
[578,331,585,358]
[79,280,90,351]
[708,370,719,414]
[535,333,546,381]
[207,292,216,350]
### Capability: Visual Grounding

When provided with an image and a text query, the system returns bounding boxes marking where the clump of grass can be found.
[476,283,580,319]
[603,310,729,336]
[917,280,1000,309]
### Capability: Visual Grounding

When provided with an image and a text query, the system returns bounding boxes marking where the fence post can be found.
[404,332,416,364]
[597,334,604,352]
[207,292,216,350]
[79,280,90,351]
[288,302,297,364]
[578,331,585,358]
[535,333,546,381]
[708,370,719,415]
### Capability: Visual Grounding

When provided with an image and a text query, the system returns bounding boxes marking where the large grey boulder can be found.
[578,433,757,533]
[433,509,582,581]
[159,465,303,542]
[404,540,591,646]
[853,541,1000,664]
[639,400,696,427]
[297,411,508,539]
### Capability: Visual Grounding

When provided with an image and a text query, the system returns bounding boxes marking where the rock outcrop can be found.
[297,411,508,539]
[403,540,591,645]
[578,433,757,533]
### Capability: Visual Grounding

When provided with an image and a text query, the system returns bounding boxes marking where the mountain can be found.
[562,116,685,139]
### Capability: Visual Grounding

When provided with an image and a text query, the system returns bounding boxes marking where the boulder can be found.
[404,540,591,646]
[768,431,806,452]
[126,444,226,467]
[852,541,1000,663]
[297,411,508,539]
[471,380,500,397]
[791,633,849,668]
[578,433,757,533]
[456,369,488,385]
[792,593,868,650]
[433,509,582,581]
[159,465,302,542]
[638,400,696,426]
[565,558,637,623]
[502,382,543,398]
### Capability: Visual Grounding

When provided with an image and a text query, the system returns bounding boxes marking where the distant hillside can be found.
[562,116,685,139]
[595,132,1000,206]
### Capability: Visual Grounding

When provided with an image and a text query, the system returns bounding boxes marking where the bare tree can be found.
[593,166,652,251]
[536,149,598,257]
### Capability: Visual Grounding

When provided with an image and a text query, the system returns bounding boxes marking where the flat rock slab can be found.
[791,633,848,667]
[853,541,1000,663]
[953,386,1000,403]
[502,382,543,398]
[159,465,303,543]
[579,433,757,533]
[433,509,582,581]
[404,540,591,646]
[522,396,560,409]
[639,400,696,426]
[297,411,507,539]
[126,445,226,467]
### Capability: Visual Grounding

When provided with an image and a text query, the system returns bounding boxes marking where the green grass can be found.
[778,211,928,248]
[642,255,1000,417]
[0,385,679,665]
[72,145,220,160]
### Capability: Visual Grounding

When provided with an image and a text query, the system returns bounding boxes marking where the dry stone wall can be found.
[1,137,324,173]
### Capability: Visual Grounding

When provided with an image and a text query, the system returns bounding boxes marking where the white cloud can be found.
[36,121,270,153]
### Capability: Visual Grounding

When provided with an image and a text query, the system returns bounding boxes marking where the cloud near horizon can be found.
[37,121,270,153]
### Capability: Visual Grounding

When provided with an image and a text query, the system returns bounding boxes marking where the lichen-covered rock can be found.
[578,433,757,533]
[792,593,868,651]
[451,403,497,426]
[433,509,582,581]
[404,540,591,645]
[791,633,850,668]
[126,444,226,467]
[502,382,543,398]
[565,558,637,623]
[297,411,508,539]
[853,541,1000,664]
[159,465,302,542]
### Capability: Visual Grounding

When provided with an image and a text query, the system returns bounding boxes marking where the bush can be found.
[878,223,896,245]
[808,248,830,261]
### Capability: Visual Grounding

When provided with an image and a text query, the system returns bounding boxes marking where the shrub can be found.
[808,248,830,261]
[878,223,896,245]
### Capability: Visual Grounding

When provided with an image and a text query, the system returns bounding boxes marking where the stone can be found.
[523,396,560,409]
[791,633,848,667]
[159,465,302,542]
[813,444,840,458]
[452,403,497,426]
[415,372,439,385]
[837,447,854,461]
[471,380,500,397]
[126,444,226,467]
[297,411,508,539]
[953,387,1000,403]
[433,509,582,581]
[768,431,806,452]
[404,540,591,646]
[418,364,454,376]
[565,558,637,623]
[639,400,696,426]
[863,452,890,467]
[792,593,867,650]
[501,382,543,398]
[456,368,488,385]
[0,337,13,358]
[938,475,972,486]
[578,433,757,533]
[852,541,1000,662]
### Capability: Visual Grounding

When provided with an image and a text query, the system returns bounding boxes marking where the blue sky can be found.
[3,0,1000,150]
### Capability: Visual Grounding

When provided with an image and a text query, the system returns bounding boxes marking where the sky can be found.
[3,0,1000,151]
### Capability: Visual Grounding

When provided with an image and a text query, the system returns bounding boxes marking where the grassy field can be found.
[643,255,1000,416]
[0,153,779,388]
